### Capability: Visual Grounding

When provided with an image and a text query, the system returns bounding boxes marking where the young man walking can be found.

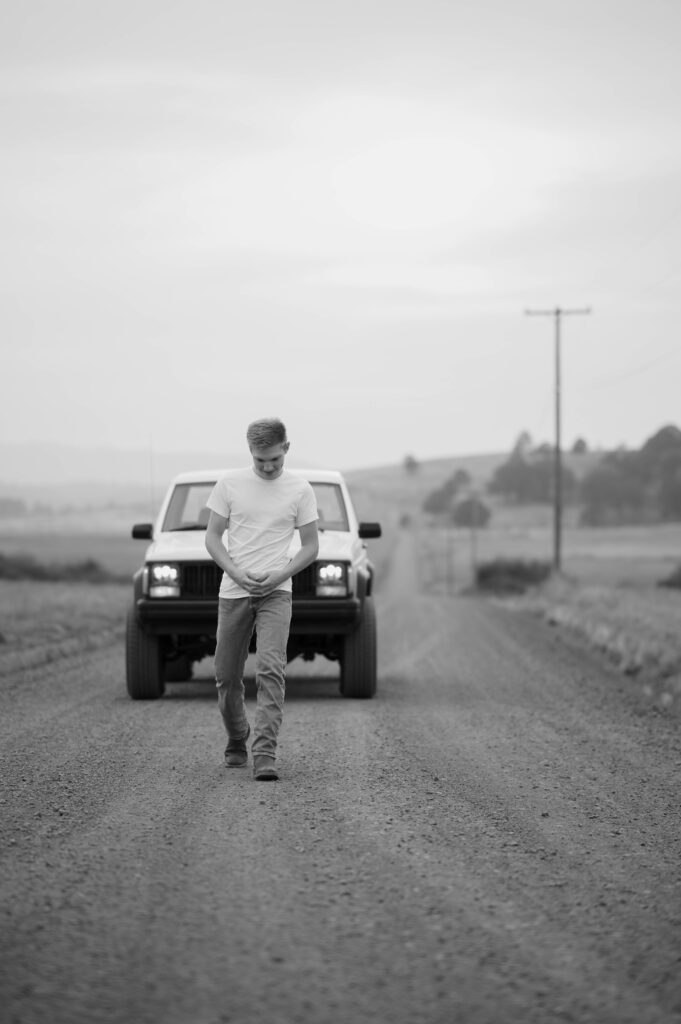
[205,418,318,780]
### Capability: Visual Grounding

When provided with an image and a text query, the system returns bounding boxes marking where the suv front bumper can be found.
[134,596,362,636]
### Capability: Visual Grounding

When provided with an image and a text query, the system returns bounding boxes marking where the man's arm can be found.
[284,519,319,581]
[204,510,258,594]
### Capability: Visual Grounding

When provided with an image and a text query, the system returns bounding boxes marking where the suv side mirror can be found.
[358,522,381,539]
[132,523,153,540]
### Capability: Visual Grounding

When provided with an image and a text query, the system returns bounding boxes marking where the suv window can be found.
[311,483,348,531]
[160,479,349,532]
[163,483,215,531]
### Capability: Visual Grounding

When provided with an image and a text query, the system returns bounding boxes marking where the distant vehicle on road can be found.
[126,469,381,701]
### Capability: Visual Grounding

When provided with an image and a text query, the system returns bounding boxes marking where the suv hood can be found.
[143,530,357,564]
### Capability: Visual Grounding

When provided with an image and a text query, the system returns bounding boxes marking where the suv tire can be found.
[126,605,165,700]
[340,596,377,699]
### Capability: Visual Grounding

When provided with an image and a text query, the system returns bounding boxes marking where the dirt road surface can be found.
[1,530,680,1024]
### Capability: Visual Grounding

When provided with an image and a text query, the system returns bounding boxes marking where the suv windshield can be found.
[162,480,349,532]
[162,483,215,531]
[311,483,348,531]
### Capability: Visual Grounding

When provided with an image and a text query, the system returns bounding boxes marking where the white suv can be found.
[126,469,381,700]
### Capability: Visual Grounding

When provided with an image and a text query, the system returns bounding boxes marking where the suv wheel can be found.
[126,605,165,700]
[340,596,377,699]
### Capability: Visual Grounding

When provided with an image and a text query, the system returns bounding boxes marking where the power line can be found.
[588,345,681,390]
[525,306,592,572]
[581,197,681,295]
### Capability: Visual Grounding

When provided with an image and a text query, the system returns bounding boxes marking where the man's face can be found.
[250,442,289,480]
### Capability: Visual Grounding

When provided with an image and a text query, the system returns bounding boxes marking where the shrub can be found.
[476,558,552,594]
[658,565,681,590]
[452,496,491,528]
[422,468,472,514]
[0,552,124,583]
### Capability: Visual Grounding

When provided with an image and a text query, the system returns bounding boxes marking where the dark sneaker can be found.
[224,725,251,768]
[253,756,279,781]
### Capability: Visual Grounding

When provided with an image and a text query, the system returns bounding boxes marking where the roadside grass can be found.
[503,575,681,709]
[413,514,681,710]
[0,579,128,678]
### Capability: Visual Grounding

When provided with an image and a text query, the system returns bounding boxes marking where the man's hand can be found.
[241,570,283,597]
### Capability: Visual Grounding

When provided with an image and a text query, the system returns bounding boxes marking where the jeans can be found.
[214,591,292,761]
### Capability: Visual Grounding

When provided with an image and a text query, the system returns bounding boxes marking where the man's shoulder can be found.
[281,470,315,495]
[207,468,252,507]
[215,467,253,487]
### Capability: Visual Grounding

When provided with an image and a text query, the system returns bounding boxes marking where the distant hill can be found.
[0,441,605,522]
[343,449,608,529]
[345,449,601,496]
[0,442,246,488]
[0,441,311,508]
[344,453,509,526]
[0,443,512,492]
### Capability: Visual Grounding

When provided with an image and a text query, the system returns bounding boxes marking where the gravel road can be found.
[1,529,680,1024]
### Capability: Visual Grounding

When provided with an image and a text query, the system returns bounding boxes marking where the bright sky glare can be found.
[1,0,680,472]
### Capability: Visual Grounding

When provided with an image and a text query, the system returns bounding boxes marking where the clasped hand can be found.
[241,570,281,597]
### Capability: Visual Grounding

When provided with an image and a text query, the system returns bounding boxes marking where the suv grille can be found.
[179,561,318,599]
[292,563,316,598]
[181,562,222,597]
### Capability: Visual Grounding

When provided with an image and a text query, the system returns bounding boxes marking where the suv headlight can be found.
[316,561,349,597]
[148,562,181,598]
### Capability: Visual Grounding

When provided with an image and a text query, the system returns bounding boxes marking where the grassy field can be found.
[346,461,681,588]
[411,515,681,592]
[0,579,128,679]
[501,572,681,712]
[1,484,680,592]
[0,531,144,577]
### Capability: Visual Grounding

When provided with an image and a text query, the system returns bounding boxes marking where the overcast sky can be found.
[2,0,680,471]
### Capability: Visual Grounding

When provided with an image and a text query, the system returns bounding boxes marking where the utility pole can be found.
[524,306,591,572]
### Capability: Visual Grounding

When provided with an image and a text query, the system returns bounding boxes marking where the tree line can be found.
[420,424,681,526]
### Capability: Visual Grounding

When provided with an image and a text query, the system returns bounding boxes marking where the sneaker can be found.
[253,755,279,781]
[224,724,250,768]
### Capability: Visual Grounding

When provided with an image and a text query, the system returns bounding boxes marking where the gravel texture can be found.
[1,531,680,1024]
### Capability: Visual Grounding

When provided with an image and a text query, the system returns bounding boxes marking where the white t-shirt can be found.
[206,468,318,599]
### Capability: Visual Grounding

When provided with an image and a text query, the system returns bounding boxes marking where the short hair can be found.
[246,417,288,450]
